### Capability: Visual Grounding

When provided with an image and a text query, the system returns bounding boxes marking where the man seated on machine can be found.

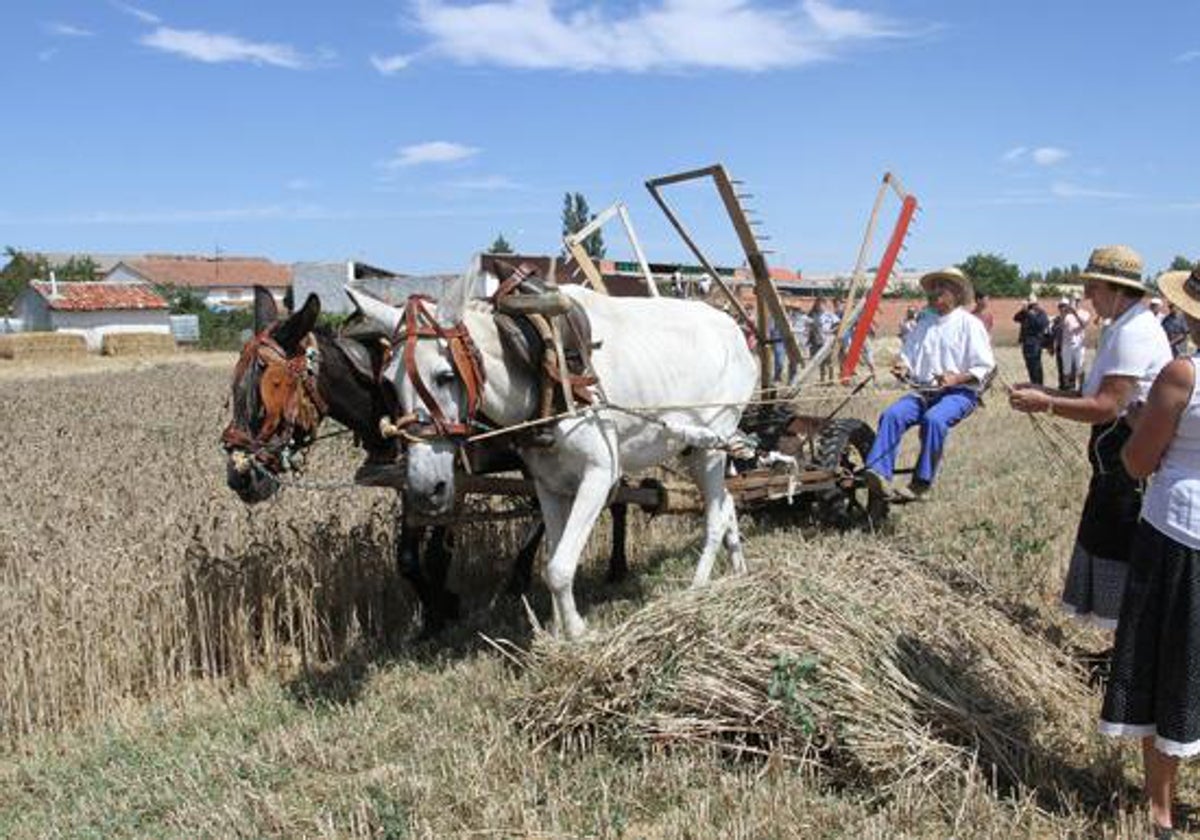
[862,267,996,502]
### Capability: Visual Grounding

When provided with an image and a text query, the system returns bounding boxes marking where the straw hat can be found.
[1158,264,1200,320]
[1078,244,1147,292]
[919,267,974,305]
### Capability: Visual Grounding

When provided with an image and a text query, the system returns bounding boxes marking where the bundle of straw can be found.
[0,332,87,360]
[507,545,1101,797]
[100,332,176,356]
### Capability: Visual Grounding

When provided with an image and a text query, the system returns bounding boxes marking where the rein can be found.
[221,329,328,471]
[391,295,488,442]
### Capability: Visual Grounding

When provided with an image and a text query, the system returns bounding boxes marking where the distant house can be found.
[292,260,409,315]
[14,279,170,350]
[106,255,291,310]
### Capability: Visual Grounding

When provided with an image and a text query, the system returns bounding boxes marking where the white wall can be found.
[50,309,171,351]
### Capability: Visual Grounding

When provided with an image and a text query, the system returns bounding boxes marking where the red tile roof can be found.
[123,256,292,289]
[30,281,169,312]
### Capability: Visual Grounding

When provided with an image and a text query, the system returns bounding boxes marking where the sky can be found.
[3,0,1199,277]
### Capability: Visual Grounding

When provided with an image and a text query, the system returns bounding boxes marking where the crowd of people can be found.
[847,245,1200,837]
[761,247,1199,834]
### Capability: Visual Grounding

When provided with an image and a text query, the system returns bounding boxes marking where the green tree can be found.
[1169,255,1194,271]
[561,192,605,259]
[0,248,50,314]
[489,233,513,254]
[957,252,1027,297]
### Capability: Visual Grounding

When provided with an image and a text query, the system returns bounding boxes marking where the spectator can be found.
[1010,245,1171,630]
[788,307,810,380]
[1014,293,1051,385]
[1161,302,1189,358]
[1050,300,1068,390]
[840,311,878,381]
[1099,261,1200,836]
[899,306,918,342]
[862,267,995,502]
[1060,295,1092,391]
[971,292,995,333]
[808,298,839,383]
[1151,296,1165,322]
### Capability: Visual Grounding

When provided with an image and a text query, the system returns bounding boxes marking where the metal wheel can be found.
[815,418,888,529]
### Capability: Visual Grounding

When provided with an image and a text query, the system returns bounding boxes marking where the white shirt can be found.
[900,306,995,386]
[1143,356,1200,548]
[1063,309,1090,351]
[1082,302,1171,407]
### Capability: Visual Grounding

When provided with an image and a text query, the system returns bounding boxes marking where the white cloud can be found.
[46,22,95,37]
[1001,146,1027,162]
[1050,181,1131,200]
[112,2,161,24]
[370,53,412,74]
[409,0,915,72]
[1175,50,1200,63]
[37,48,59,62]
[285,178,315,191]
[140,26,308,69]
[381,141,480,169]
[1031,146,1069,166]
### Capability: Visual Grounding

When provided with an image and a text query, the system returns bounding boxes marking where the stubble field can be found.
[0,348,1187,838]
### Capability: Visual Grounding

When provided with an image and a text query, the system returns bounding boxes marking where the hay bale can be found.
[101,332,176,357]
[508,545,1099,797]
[0,332,87,360]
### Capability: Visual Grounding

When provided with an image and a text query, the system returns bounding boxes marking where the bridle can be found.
[221,329,329,473]
[390,294,487,443]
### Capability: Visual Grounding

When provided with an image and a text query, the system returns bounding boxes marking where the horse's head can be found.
[222,287,326,504]
[346,287,485,517]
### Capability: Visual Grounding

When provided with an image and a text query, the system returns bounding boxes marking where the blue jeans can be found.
[864,388,979,485]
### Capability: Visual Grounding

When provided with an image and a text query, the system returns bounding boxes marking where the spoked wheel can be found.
[815,418,888,529]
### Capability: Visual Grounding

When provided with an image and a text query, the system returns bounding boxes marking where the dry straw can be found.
[507,544,1099,799]
[101,331,177,356]
[0,332,87,360]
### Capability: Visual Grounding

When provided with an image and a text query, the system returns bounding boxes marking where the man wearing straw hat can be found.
[862,266,995,502]
[1098,259,1200,836]
[1010,245,1171,630]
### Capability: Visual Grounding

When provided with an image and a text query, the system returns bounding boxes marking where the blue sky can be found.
[3,1,1199,276]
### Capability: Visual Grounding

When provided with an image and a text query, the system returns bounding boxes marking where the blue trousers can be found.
[864,388,979,485]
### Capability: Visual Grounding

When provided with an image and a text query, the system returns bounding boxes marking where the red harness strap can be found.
[399,295,487,440]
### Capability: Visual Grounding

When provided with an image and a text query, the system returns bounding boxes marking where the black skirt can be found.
[1076,420,1142,562]
[1099,520,1200,757]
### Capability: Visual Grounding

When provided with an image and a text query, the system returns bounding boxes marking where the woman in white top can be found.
[1010,246,1172,628]
[1098,260,1200,836]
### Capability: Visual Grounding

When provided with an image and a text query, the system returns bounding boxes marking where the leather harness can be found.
[393,295,488,441]
[221,330,328,471]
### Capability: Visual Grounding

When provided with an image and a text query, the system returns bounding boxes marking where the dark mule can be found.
[221,287,627,636]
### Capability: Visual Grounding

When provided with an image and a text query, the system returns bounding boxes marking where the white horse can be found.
[347,272,757,640]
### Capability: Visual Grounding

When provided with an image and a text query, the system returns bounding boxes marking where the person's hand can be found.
[1009,387,1052,414]
[936,372,969,387]
[890,359,909,380]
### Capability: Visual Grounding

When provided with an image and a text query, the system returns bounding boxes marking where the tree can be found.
[1170,255,1194,272]
[957,252,1027,297]
[561,192,605,259]
[489,233,513,254]
[0,247,50,314]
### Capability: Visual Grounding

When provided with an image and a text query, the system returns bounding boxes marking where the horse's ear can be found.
[345,286,402,336]
[274,293,320,352]
[253,286,278,333]
[438,252,480,326]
